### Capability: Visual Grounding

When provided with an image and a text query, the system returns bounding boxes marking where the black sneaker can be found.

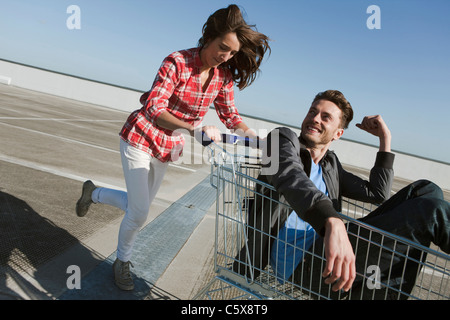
[75,180,96,217]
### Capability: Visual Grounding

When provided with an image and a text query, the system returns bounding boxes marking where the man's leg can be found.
[294,180,449,299]
[349,180,449,299]
[358,179,449,254]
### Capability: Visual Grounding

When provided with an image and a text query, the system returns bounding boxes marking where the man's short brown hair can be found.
[312,90,353,129]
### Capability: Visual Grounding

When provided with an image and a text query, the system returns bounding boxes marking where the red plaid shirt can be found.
[120,47,243,162]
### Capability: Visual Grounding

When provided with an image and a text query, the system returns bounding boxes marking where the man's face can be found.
[301,99,344,148]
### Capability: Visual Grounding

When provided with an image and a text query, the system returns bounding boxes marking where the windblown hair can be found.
[198,4,271,90]
[312,90,354,129]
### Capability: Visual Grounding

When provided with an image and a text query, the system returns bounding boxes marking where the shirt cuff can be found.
[223,115,243,129]
[145,104,167,125]
[303,199,342,237]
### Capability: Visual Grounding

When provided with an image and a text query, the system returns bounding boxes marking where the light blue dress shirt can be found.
[270,159,327,281]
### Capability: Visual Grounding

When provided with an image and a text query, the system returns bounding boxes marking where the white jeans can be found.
[92,139,168,262]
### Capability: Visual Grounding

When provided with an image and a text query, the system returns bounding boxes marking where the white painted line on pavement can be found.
[0,153,126,191]
[0,121,197,173]
[0,117,123,122]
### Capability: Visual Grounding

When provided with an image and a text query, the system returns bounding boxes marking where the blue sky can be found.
[1,0,449,163]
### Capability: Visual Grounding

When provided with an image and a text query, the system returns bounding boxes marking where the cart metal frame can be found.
[193,139,449,300]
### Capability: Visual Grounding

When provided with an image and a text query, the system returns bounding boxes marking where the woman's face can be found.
[201,32,241,69]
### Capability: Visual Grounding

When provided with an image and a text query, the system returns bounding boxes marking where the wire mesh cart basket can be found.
[193,136,450,300]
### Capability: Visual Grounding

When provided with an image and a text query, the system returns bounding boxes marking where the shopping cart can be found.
[193,135,450,300]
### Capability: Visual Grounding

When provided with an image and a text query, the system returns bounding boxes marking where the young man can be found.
[233,90,449,299]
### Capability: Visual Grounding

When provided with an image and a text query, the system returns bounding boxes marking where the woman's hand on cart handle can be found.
[202,125,222,143]
[232,135,265,149]
[193,126,222,146]
[198,131,264,149]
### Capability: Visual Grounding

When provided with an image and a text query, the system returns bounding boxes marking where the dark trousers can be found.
[294,179,450,300]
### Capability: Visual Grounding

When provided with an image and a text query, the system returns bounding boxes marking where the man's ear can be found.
[332,128,344,142]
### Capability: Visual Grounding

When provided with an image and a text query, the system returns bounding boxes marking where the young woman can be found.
[75,4,271,290]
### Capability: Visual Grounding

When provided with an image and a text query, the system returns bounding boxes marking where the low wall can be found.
[1,59,448,190]
[0,59,141,112]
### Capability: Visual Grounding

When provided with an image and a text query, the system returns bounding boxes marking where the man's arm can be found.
[341,115,395,204]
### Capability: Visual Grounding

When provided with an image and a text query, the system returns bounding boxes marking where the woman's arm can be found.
[156,112,223,142]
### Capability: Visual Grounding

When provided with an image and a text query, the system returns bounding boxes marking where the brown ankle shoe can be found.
[112,258,135,291]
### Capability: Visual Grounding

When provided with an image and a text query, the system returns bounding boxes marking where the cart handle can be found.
[199,131,264,149]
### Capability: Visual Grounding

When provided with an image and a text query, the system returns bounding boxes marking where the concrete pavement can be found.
[0,84,448,300]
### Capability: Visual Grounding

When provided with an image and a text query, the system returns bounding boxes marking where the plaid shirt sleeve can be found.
[144,54,180,125]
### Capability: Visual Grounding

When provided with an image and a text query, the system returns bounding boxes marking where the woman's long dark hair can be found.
[198,4,271,90]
